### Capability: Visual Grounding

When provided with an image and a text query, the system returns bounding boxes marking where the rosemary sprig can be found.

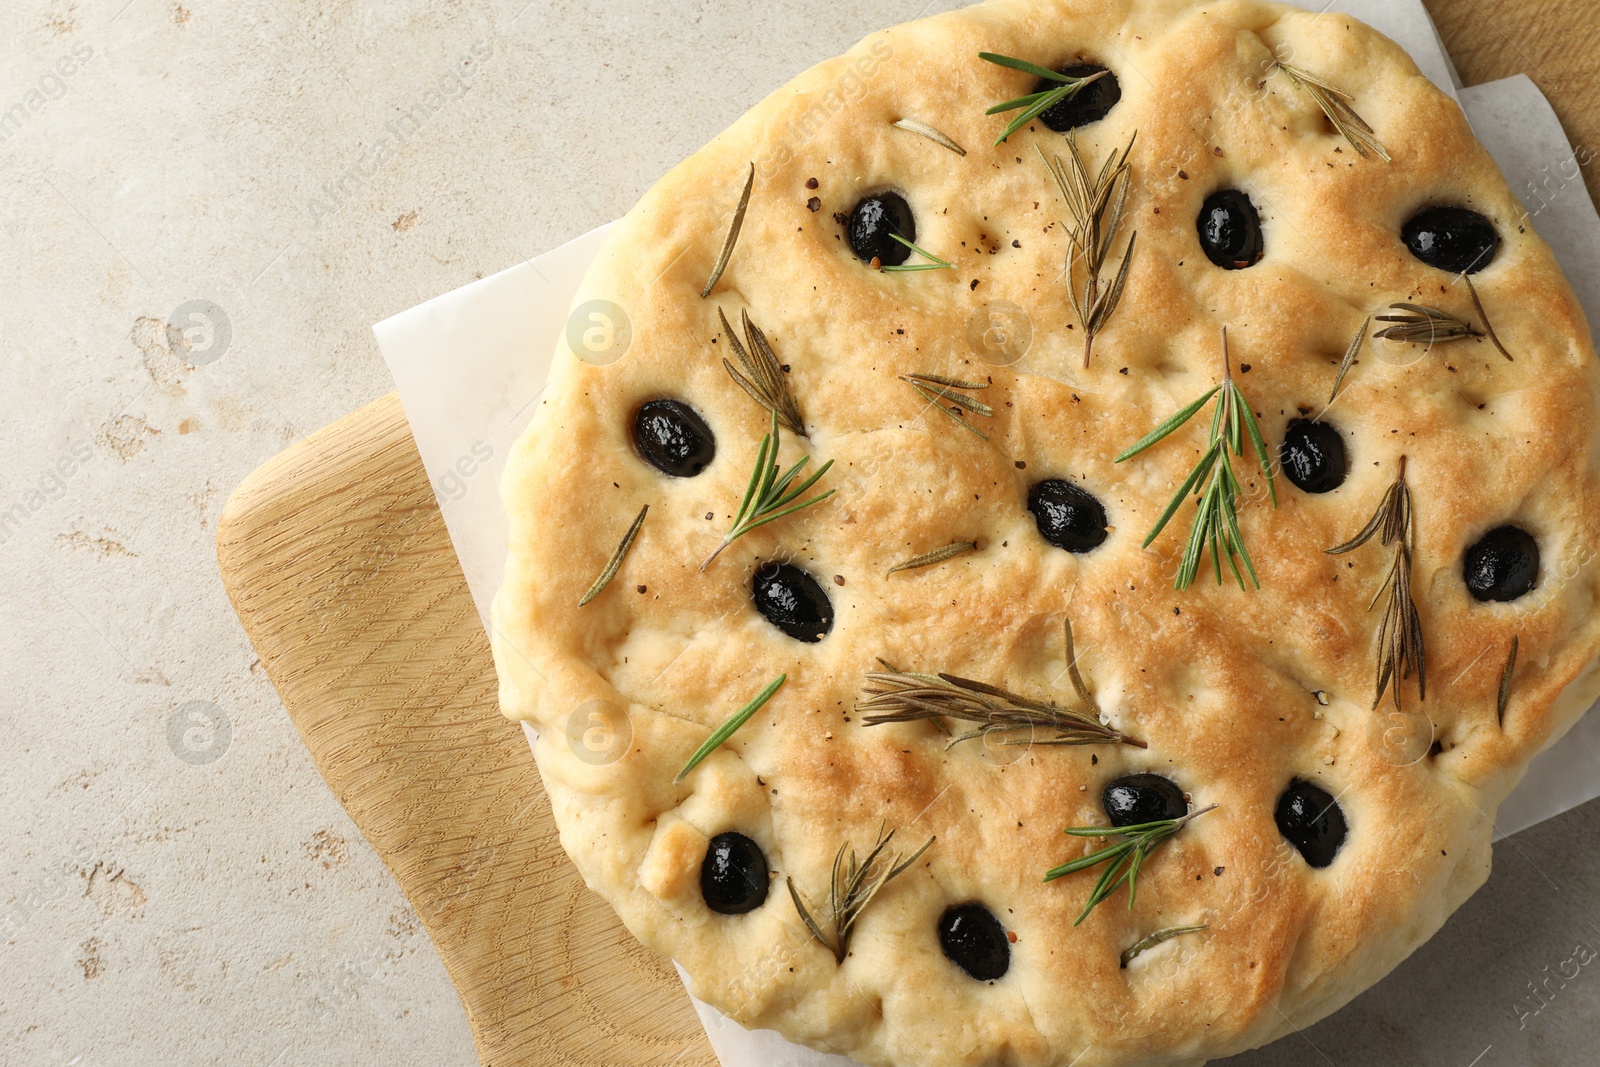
[1037,133,1138,367]
[674,674,786,782]
[1373,302,1483,345]
[1498,635,1519,726]
[857,620,1146,749]
[859,670,1145,748]
[900,372,992,440]
[1275,63,1390,162]
[1045,805,1217,925]
[701,163,754,299]
[1325,316,1370,410]
[1121,924,1209,969]
[720,307,805,436]
[979,52,1108,145]
[886,540,977,575]
[1115,329,1276,591]
[892,117,967,156]
[786,823,934,963]
[1464,275,1514,361]
[701,411,834,571]
[1326,456,1425,711]
[881,232,954,272]
[578,504,648,607]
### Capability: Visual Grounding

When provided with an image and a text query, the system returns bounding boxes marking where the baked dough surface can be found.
[492,2,1600,1063]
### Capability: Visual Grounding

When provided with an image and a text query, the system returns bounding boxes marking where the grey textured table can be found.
[3,1,1597,1065]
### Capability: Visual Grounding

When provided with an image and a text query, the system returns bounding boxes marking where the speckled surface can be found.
[2,2,1598,1065]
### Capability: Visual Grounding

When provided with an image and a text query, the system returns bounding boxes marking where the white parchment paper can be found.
[373,4,1600,1063]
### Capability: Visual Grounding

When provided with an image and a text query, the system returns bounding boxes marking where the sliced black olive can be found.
[752,562,834,642]
[633,399,715,477]
[1274,778,1347,869]
[1027,479,1108,554]
[1033,63,1121,131]
[1280,419,1347,495]
[1402,206,1500,274]
[700,832,769,914]
[1102,774,1188,827]
[847,193,915,266]
[1197,190,1264,269]
[1464,526,1539,603]
[938,903,1010,981]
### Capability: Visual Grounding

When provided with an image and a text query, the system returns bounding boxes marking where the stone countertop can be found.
[2,1,1597,1065]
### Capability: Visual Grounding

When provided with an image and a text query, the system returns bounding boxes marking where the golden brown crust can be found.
[491,1,1600,1063]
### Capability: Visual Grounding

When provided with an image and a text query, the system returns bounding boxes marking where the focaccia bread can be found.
[491,1,1600,1063]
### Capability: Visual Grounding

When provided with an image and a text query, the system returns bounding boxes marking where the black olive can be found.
[1402,206,1500,274]
[700,832,769,914]
[1274,778,1347,869]
[847,193,916,266]
[752,562,834,642]
[1102,774,1188,827]
[1033,63,1121,131]
[633,399,715,478]
[1280,419,1347,494]
[938,903,1010,981]
[1464,526,1540,603]
[1027,479,1108,554]
[1197,190,1264,269]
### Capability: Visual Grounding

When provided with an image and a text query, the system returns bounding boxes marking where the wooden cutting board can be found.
[216,391,716,1067]
[214,9,1594,1064]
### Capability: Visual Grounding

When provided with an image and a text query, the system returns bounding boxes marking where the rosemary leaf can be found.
[720,307,805,436]
[1233,385,1276,508]
[903,372,990,391]
[907,381,989,440]
[701,163,754,299]
[916,382,994,417]
[1498,635,1519,726]
[674,674,786,783]
[1091,231,1138,332]
[1115,330,1276,591]
[887,541,977,575]
[1142,446,1217,546]
[986,88,1063,116]
[881,232,955,272]
[577,504,648,607]
[1116,386,1221,462]
[1325,457,1425,711]
[873,658,950,691]
[978,52,1077,81]
[1121,925,1209,969]
[788,824,934,962]
[1062,618,1096,713]
[702,411,834,571]
[1326,316,1370,409]
[1465,275,1514,361]
[1276,63,1390,162]
[900,375,994,417]
[1374,303,1483,345]
[787,877,836,952]
[892,117,967,156]
[1037,134,1139,367]
[1325,482,1394,555]
[1046,805,1217,925]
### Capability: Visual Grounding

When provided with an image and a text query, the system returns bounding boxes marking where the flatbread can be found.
[492,2,1600,1063]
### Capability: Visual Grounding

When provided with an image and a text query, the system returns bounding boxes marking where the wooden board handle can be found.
[217,392,715,1066]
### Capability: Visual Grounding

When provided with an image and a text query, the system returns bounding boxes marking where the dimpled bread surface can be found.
[490,1,1600,1064]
